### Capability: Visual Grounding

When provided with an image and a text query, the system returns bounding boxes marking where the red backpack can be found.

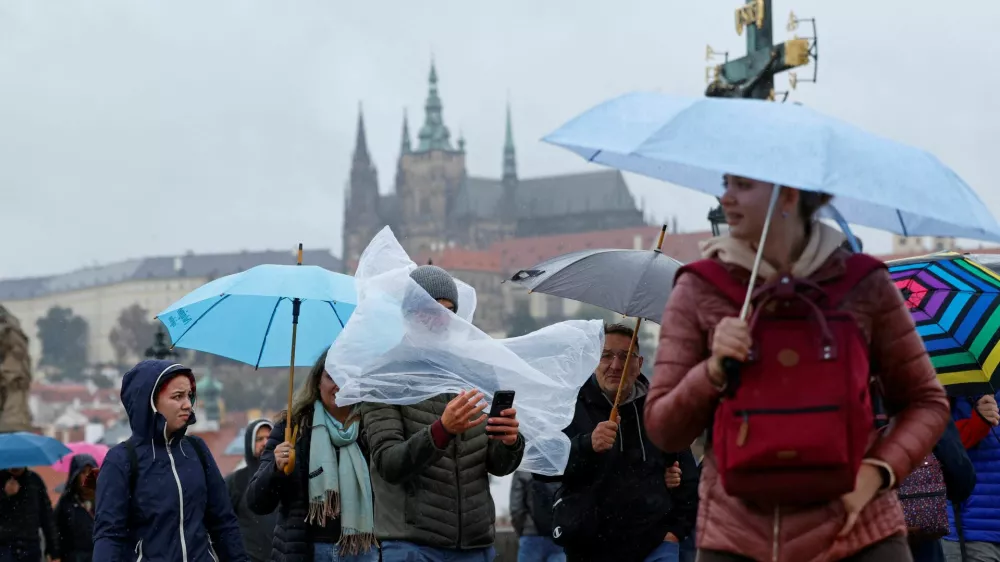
[679,254,884,506]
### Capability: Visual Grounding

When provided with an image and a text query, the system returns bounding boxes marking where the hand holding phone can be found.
[486,390,519,445]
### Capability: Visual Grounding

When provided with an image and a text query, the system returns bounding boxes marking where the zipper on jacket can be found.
[772,506,780,562]
[454,432,463,549]
[734,405,839,447]
[165,437,189,562]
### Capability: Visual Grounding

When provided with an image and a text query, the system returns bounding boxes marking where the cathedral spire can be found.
[416,60,453,152]
[354,102,371,163]
[399,108,411,154]
[502,101,517,181]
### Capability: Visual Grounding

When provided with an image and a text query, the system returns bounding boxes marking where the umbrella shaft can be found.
[286,322,299,431]
[741,185,783,320]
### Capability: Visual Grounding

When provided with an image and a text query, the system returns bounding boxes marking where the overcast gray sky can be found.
[2,1,998,278]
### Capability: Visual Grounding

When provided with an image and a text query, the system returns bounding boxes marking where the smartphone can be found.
[487,390,516,436]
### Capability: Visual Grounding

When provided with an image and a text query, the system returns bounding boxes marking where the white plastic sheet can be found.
[326,226,604,476]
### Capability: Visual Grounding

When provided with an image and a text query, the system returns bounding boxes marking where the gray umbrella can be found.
[509,226,682,420]
[508,245,683,324]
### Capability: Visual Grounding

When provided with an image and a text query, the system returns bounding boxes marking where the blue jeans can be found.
[381,541,496,562]
[679,532,696,562]
[0,543,42,562]
[518,535,566,562]
[644,541,680,562]
[314,542,380,562]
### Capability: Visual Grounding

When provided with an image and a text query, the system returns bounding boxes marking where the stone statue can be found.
[0,305,33,432]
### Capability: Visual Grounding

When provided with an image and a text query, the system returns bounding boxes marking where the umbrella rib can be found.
[328,301,346,328]
[169,294,232,348]
[897,209,909,237]
[254,297,286,370]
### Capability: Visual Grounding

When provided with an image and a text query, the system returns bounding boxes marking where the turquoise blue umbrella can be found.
[157,247,355,476]
[0,432,71,470]
[543,92,1000,242]
[156,256,356,369]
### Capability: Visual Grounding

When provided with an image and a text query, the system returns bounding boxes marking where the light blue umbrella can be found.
[0,432,71,470]
[157,246,355,476]
[543,91,1000,242]
[156,260,356,369]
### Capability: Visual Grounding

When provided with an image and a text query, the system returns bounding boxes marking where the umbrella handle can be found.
[283,424,299,475]
[609,318,643,421]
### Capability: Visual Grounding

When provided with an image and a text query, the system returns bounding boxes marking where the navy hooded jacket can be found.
[93,360,248,562]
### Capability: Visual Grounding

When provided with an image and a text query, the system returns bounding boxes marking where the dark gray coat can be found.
[361,395,524,549]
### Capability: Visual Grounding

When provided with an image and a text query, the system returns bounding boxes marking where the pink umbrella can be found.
[51,442,109,473]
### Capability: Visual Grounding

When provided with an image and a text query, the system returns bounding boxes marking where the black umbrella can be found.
[509,225,680,419]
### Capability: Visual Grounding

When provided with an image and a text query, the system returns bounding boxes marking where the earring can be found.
[781,210,789,218]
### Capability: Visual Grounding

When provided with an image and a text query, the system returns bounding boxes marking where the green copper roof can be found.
[503,103,517,180]
[197,369,223,392]
[416,61,453,152]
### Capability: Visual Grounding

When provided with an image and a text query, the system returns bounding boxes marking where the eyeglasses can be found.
[600,350,640,363]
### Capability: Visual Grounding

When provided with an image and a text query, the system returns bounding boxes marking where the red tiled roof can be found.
[194,429,244,477]
[414,227,711,275]
[79,408,122,426]
[493,227,711,273]
[416,248,502,273]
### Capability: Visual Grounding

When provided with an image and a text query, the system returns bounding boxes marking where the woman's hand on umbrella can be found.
[3,478,18,497]
[441,390,488,435]
[976,395,999,426]
[487,408,520,446]
[274,441,293,472]
[709,317,752,384]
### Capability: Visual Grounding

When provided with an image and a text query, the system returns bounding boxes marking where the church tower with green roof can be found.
[395,61,468,256]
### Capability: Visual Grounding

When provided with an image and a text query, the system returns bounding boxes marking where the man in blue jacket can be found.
[942,393,1000,562]
[93,360,248,561]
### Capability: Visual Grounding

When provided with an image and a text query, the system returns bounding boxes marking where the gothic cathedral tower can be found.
[342,106,381,272]
[396,62,467,256]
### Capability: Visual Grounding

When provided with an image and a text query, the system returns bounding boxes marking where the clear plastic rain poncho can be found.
[326,226,604,476]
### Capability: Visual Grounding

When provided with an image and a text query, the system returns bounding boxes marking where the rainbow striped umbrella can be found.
[888,252,1000,396]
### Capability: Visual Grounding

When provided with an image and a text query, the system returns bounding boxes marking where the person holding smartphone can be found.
[361,265,525,562]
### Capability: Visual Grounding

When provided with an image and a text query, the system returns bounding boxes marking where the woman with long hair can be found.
[644,176,950,561]
[247,350,377,562]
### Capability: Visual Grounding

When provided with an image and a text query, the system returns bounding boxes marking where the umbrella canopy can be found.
[543,92,1000,242]
[156,264,357,368]
[888,252,1000,396]
[510,248,683,323]
[0,432,71,470]
[51,442,109,473]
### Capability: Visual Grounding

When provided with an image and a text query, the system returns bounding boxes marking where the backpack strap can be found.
[822,253,886,307]
[676,259,746,305]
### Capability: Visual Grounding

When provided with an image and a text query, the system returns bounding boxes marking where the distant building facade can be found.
[342,62,647,271]
[0,249,340,368]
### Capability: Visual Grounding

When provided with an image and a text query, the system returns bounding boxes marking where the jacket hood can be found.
[60,453,98,496]
[243,418,273,465]
[121,359,197,444]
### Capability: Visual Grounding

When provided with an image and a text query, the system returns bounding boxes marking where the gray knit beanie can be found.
[409,265,459,310]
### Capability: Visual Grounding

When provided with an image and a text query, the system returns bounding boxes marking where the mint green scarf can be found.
[307,402,376,555]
